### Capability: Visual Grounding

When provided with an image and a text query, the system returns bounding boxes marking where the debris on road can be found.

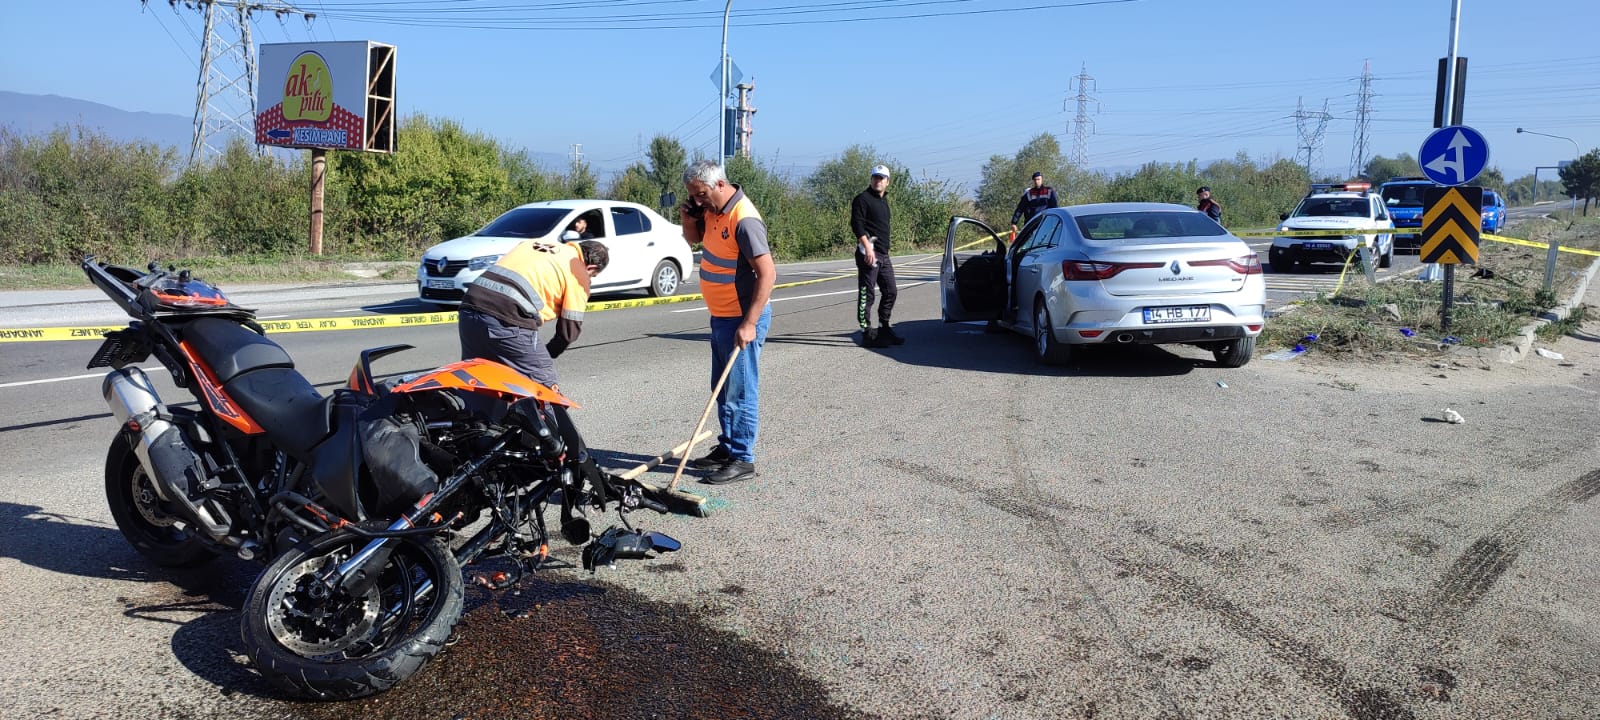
[1535,348,1565,361]
[1441,408,1465,424]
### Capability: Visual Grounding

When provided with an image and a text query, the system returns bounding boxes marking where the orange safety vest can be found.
[465,240,589,330]
[698,193,763,318]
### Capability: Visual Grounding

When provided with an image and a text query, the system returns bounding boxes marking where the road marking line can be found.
[0,367,159,389]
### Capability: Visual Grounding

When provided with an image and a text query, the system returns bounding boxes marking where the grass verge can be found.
[1262,215,1600,357]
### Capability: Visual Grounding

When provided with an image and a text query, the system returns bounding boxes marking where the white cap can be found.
[871,164,891,178]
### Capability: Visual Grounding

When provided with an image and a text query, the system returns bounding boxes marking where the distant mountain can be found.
[0,91,192,150]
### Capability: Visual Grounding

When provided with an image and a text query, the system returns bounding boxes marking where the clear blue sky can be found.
[2,0,1597,190]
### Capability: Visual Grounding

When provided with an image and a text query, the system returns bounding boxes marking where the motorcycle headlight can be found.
[468,254,502,271]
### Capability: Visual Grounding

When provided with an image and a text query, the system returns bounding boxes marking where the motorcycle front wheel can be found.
[241,530,465,700]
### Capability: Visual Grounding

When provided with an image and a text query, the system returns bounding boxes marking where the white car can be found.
[418,200,695,305]
[1268,182,1395,272]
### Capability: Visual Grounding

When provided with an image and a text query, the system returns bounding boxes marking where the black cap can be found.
[1197,186,1210,193]
[1032,172,1043,179]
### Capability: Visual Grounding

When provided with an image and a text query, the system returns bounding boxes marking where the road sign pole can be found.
[1441,264,1454,333]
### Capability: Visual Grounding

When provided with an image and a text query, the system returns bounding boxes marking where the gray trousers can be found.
[458,306,558,388]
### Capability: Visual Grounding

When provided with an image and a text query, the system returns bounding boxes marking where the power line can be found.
[306,0,1141,31]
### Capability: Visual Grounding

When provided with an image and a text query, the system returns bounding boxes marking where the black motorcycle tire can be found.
[241,530,465,700]
[104,433,218,568]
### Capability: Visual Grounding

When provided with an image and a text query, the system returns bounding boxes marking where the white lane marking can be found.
[258,314,290,319]
[670,281,931,313]
[0,367,160,389]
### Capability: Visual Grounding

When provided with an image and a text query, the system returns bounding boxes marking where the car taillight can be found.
[1061,260,1162,280]
[1191,254,1263,275]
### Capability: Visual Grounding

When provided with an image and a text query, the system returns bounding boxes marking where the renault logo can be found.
[433,257,449,273]
[1169,260,1182,275]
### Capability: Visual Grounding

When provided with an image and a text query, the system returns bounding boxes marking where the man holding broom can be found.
[678,160,775,485]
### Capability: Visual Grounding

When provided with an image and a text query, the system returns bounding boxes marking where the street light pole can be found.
[1517,127,1580,223]
[718,1,732,163]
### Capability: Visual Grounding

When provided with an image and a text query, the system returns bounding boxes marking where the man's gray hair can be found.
[683,159,727,187]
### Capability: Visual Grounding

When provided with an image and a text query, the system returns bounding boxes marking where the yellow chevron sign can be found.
[1420,186,1481,264]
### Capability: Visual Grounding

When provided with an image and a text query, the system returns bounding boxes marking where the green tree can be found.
[501,148,562,206]
[804,144,882,213]
[606,161,658,207]
[1558,148,1600,215]
[974,133,1086,228]
[565,158,597,199]
[1360,154,1421,182]
[0,126,185,264]
[645,135,688,206]
[331,114,511,254]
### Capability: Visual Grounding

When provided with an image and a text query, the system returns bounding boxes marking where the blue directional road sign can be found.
[1418,125,1490,186]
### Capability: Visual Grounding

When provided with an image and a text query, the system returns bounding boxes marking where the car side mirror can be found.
[1279,212,1289,221]
[560,230,580,242]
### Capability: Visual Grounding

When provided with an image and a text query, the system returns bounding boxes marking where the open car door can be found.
[941,216,1009,322]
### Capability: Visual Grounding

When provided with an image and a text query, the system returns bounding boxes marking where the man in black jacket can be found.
[851,164,904,347]
[1011,171,1060,234]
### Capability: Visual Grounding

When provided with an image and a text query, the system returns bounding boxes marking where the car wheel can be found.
[648,260,681,297]
[1213,336,1255,368]
[1033,299,1075,366]
[1268,247,1290,272]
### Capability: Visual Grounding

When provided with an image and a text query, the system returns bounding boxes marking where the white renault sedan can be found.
[417,200,695,305]
[941,203,1267,367]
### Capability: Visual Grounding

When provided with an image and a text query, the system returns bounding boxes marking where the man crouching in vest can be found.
[458,238,610,390]
[678,160,776,485]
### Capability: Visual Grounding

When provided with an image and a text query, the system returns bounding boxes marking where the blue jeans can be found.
[709,306,770,463]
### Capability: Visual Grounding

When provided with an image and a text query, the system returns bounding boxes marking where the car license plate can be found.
[1143,305,1210,324]
[426,279,454,290]
[1303,242,1332,250]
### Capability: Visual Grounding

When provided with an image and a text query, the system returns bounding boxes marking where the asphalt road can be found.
[1,250,1597,720]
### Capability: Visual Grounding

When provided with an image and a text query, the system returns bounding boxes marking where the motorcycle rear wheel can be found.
[104,433,217,567]
[241,530,464,700]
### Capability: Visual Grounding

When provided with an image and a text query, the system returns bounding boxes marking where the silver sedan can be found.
[941,203,1267,367]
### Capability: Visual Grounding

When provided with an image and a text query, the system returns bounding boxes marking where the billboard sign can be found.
[256,41,395,152]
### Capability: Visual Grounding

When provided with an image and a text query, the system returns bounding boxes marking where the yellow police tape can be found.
[1234,227,1600,256]
[0,270,861,343]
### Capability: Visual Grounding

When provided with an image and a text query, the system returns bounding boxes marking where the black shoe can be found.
[689,444,731,470]
[879,326,907,345]
[862,328,888,348]
[703,460,756,485]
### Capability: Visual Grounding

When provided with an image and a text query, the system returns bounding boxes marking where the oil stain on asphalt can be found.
[267,569,873,720]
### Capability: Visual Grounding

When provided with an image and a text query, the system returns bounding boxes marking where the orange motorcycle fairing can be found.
[178,341,266,435]
[392,359,578,408]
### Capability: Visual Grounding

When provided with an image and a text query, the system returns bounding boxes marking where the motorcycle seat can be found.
[179,318,332,460]
[182,317,295,384]
[225,368,332,462]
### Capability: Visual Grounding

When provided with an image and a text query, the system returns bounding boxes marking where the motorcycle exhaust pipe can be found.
[102,368,230,538]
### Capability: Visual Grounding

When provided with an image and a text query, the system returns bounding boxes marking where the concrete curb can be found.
[1495,254,1600,363]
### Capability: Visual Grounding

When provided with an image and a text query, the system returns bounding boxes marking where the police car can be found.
[1267,182,1395,272]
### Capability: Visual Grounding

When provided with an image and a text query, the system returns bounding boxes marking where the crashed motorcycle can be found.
[83,258,680,698]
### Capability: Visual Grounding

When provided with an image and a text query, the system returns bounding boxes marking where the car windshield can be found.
[1294,198,1369,218]
[1380,184,1428,207]
[1074,211,1228,240]
[474,208,569,238]
[1485,191,1500,204]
